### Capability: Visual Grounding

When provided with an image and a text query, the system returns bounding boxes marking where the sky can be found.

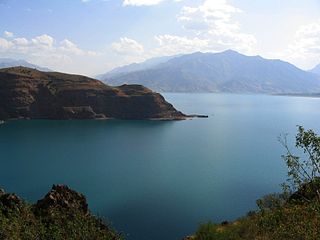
[0,0,319,76]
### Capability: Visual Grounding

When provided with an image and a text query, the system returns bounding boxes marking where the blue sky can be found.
[0,0,319,76]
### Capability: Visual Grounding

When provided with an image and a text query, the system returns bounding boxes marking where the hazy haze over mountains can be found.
[310,64,320,75]
[0,58,51,72]
[97,55,180,80]
[101,50,320,94]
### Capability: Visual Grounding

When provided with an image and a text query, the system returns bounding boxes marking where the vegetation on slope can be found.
[188,126,320,240]
[0,185,122,240]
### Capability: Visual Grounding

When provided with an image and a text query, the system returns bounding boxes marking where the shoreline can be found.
[0,114,208,122]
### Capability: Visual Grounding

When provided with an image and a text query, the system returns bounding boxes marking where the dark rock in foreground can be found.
[36,184,88,214]
[0,66,186,120]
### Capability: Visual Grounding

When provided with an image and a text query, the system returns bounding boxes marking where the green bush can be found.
[0,197,122,240]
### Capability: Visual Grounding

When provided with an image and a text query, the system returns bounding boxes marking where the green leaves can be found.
[280,126,320,202]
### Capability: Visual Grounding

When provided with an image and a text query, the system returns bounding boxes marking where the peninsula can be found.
[0,67,187,120]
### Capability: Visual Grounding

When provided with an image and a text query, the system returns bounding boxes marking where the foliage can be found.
[0,200,122,240]
[256,193,288,212]
[280,126,320,201]
[193,199,320,240]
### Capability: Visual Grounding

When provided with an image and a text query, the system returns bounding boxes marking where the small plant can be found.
[279,126,320,202]
[256,193,287,212]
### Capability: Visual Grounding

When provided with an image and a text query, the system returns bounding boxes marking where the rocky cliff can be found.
[0,67,185,120]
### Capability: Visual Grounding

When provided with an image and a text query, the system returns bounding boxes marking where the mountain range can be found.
[310,64,320,76]
[97,55,179,80]
[99,50,320,94]
[0,58,51,71]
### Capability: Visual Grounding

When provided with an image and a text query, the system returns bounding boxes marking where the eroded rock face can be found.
[36,184,88,214]
[0,67,186,120]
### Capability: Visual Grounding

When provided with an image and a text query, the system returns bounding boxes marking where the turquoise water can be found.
[1,93,320,240]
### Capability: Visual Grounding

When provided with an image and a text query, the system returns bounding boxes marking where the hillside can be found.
[186,180,320,240]
[0,67,185,120]
[0,58,51,71]
[0,185,122,240]
[102,50,320,93]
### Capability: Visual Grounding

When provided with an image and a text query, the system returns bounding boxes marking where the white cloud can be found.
[153,35,209,55]
[274,20,320,69]
[107,1,257,68]
[176,0,256,53]
[0,33,99,75]
[289,21,320,55]
[178,0,242,30]
[60,39,85,55]
[123,0,165,6]
[12,38,29,46]
[0,38,13,50]
[111,37,144,55]
[82,0,182,5]
[31,34,54,48]
[3,31,13,38]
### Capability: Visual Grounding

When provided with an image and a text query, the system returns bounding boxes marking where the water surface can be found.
[0,93,320,240]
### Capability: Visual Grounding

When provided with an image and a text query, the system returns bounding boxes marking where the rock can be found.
[182,236,195,240]
[221,220,229,226]
[0,191,23,209]
[36,184,88,214]
[0,188,5,196]
[0,67,186,120]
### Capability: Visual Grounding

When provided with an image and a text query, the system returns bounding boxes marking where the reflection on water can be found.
[1,93,320,240]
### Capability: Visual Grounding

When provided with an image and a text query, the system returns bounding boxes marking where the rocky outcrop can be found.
[0,67,186,120]
[36,184,88,214]
[0,189,22,209]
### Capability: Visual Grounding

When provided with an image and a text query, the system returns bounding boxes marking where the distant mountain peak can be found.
[96,54,180,80]
[221,49,240,55]
[310,64,320,75]
[0,58,51,72]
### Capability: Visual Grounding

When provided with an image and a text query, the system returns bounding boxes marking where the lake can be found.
[1,93,320,240]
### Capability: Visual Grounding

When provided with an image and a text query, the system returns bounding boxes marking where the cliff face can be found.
[0,67,185,120]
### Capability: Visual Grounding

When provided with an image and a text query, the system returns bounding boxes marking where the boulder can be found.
[36,184,88,214]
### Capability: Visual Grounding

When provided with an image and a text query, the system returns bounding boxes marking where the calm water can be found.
[1,93,320,240]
